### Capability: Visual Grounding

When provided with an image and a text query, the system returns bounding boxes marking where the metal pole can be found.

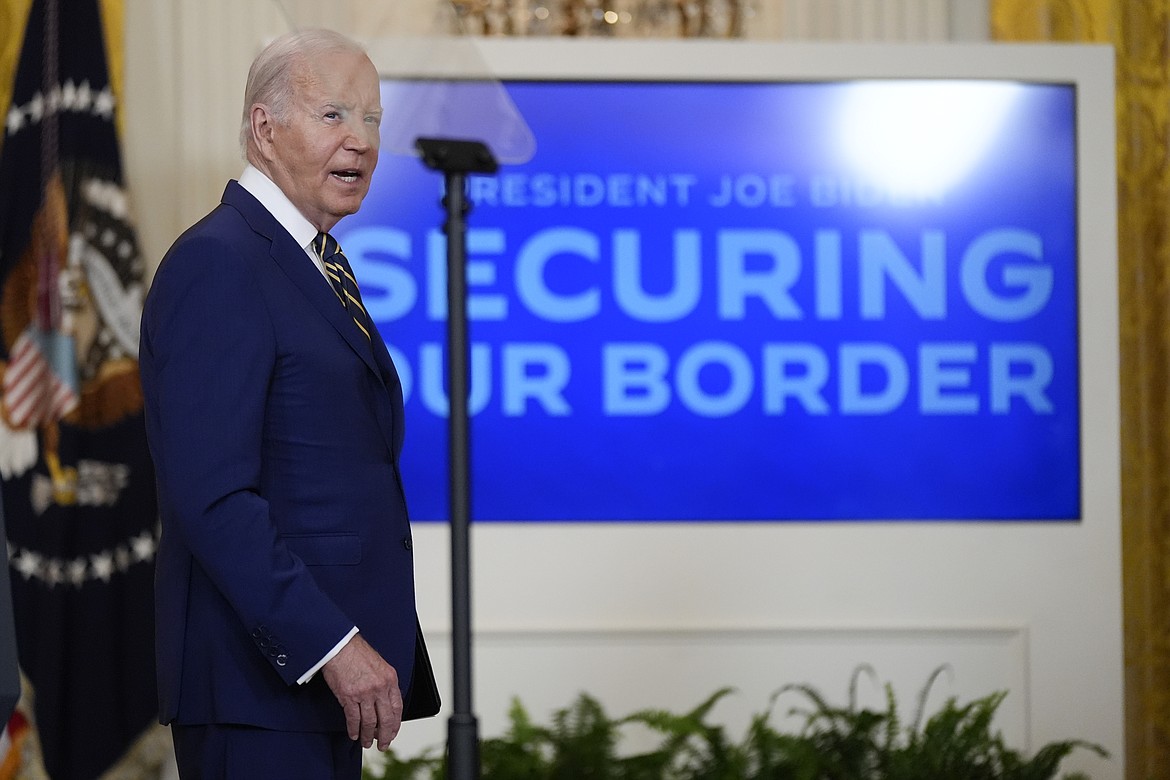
[443,170,480,779]
[415,137,497,779]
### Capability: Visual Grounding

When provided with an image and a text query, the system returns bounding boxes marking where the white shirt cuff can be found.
[297,626,359,685]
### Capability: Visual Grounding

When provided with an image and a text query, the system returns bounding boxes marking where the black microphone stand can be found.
[415,137,498,780]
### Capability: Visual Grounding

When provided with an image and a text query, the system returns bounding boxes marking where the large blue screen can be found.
[338,79,1080,522]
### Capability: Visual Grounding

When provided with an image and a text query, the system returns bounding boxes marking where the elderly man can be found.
[140,29,423,778]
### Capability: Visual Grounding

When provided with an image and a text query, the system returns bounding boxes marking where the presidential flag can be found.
[0,0,159,777]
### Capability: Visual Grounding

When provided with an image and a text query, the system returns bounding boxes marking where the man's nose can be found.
[344,119,374,151]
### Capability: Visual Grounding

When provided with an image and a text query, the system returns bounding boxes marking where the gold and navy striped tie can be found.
[313,232,371,341]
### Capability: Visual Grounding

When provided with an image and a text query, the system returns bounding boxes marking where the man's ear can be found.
[249,104,277,159]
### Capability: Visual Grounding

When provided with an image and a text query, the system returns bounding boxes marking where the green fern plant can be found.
[776,665,1106,780]
[363,666,1107,780]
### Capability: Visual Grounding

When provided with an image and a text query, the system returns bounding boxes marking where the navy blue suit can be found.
[140,182,417,738]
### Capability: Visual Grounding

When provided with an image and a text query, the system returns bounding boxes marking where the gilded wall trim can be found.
[994,2,1169,778]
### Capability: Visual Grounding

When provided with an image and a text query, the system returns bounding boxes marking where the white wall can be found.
[123,5,1122,779]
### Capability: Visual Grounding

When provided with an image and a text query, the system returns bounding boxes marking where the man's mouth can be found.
[332,169,360,183]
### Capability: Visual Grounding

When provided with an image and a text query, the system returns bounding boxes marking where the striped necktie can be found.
[313,232,371,341]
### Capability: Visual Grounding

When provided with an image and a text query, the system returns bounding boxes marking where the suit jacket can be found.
[139,181,417,732]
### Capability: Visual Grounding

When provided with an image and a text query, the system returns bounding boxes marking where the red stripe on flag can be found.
[3,332,78,427]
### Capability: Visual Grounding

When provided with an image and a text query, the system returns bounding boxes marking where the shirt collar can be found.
[238,164,319,251]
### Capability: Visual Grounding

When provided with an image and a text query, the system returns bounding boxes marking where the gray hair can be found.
[239,28,368,156]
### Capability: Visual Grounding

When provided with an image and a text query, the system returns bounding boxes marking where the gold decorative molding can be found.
[994,2,1170,778]
[444,0,753,37]
[991,0,1111,40]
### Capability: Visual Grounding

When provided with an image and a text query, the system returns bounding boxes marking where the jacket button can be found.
[276,654,288,667]
[403,537,412,551]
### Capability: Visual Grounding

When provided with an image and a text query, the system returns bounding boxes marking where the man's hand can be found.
[321,634,403,750]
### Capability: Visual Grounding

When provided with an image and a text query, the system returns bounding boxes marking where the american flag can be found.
[3,327,79,430]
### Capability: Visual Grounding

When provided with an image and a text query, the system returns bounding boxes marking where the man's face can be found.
[266,49,382,232]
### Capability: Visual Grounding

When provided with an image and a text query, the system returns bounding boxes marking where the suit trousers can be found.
[171,723,362,779]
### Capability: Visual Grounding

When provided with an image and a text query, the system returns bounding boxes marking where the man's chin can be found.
[330,196,366,220]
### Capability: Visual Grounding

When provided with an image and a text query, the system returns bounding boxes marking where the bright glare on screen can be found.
[837,81,1024,200]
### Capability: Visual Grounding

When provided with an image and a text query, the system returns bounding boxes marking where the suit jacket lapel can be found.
[220,182,402,458]
[222,182,380,377]
[369,330,406,459]
[270,232,383,377]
